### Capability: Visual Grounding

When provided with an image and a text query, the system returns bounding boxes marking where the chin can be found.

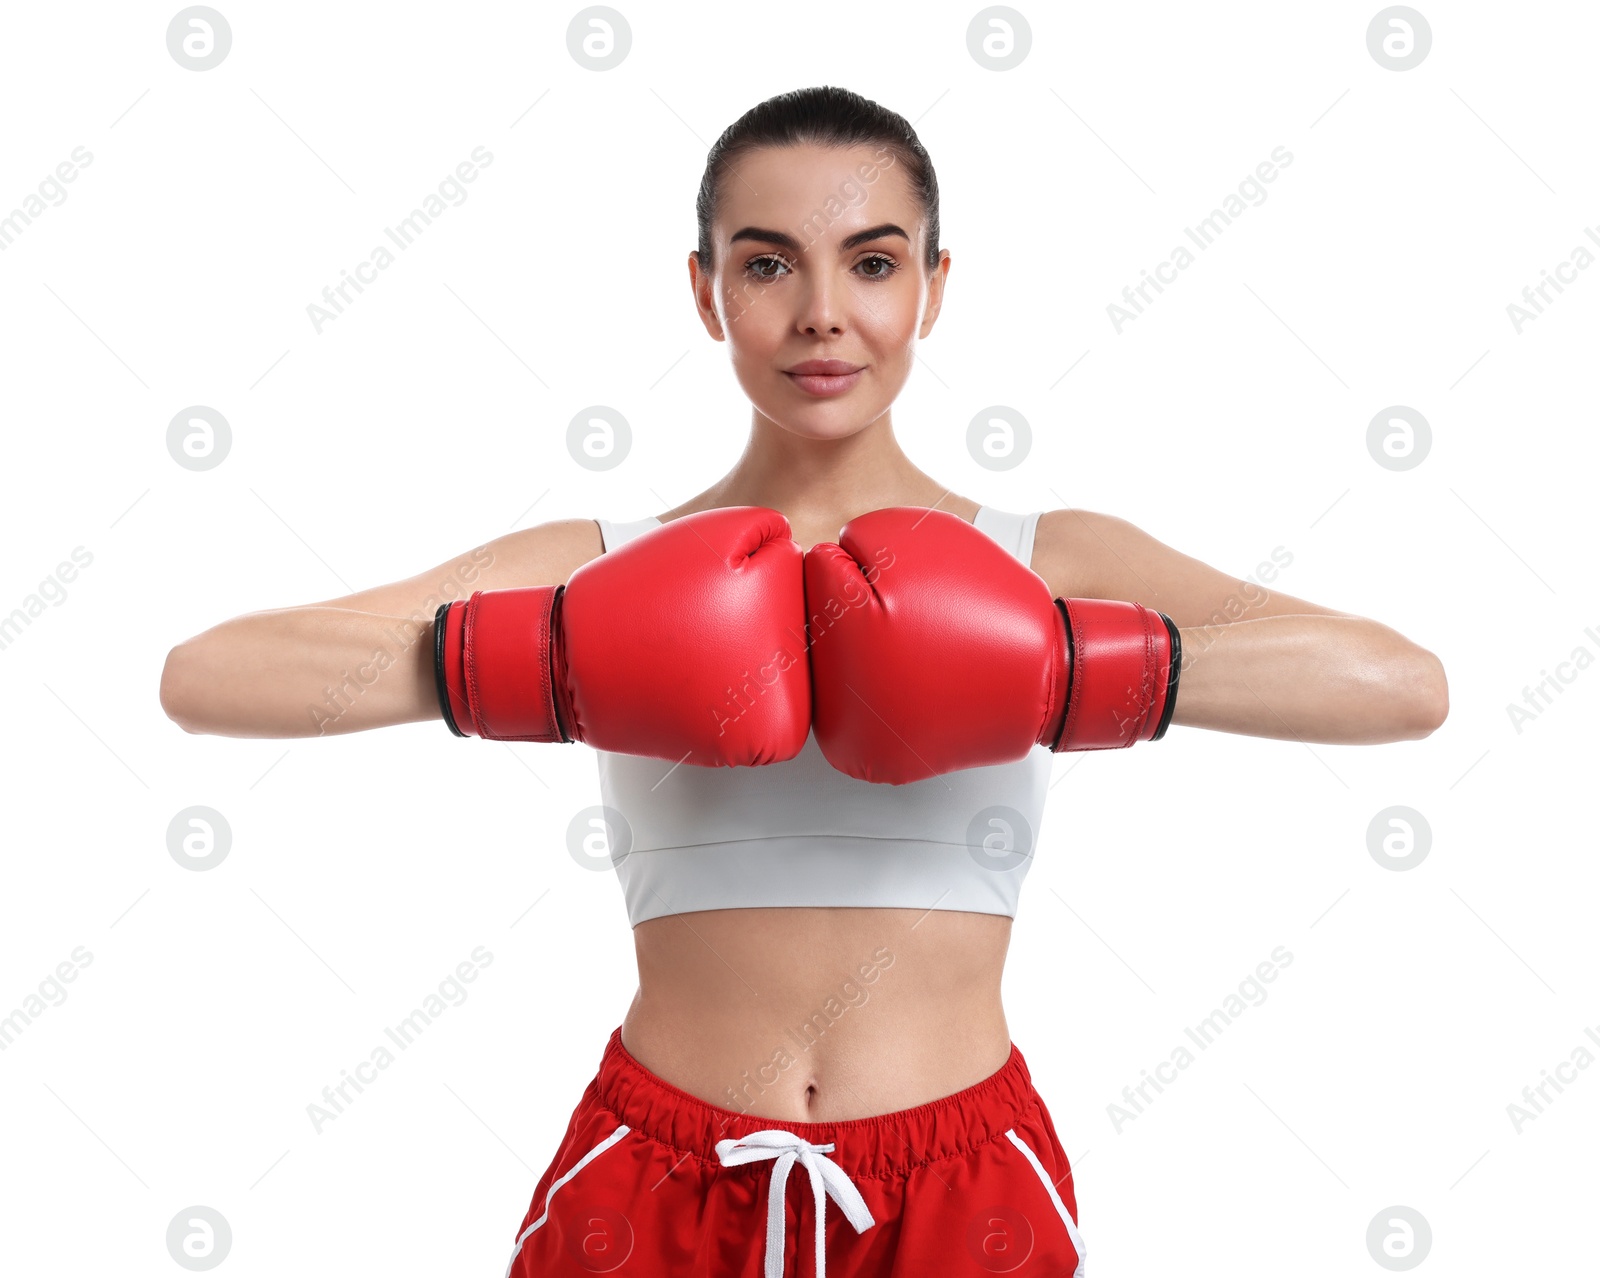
[774,413,874,441]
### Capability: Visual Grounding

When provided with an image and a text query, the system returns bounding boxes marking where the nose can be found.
[796,273,848,336]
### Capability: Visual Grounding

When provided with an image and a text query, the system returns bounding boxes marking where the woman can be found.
[162,86,1448,1276]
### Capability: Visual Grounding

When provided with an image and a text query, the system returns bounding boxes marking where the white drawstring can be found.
[716,1129,876,1278]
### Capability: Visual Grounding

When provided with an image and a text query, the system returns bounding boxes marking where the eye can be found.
[745,254,791,282]
[856,254,900,281]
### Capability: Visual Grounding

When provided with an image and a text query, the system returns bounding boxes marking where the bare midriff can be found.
[621,905,1014,1123]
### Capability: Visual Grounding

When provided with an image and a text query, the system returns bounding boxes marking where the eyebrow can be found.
[728,222,910,254]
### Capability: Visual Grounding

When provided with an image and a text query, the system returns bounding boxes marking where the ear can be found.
[919,249,952,338]
[688,250,727,342]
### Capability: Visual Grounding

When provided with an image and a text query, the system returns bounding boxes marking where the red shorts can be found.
[504,1026,1086,1277]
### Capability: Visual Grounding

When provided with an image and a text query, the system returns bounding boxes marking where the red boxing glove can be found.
[435,507,810,767]
[804,507,1180,784]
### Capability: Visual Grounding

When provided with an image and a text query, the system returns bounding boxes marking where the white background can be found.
[1,1,1594,1274]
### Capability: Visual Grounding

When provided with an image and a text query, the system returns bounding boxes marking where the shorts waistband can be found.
[593,1025,1038,1180]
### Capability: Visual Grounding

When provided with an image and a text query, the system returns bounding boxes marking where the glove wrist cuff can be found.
[436,587,569,742]
[1046,597,1180,752]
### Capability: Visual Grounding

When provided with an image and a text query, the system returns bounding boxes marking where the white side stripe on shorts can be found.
[503,1123,632,1278]
[1005,1129,1087,1277]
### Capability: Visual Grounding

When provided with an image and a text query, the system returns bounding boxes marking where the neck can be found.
[708,411,955,525]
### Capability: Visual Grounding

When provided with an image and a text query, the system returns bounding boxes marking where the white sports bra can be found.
[592,507,1052,926]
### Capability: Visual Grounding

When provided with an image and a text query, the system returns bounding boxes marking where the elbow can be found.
[160,643,204,734]
[1394,647,1449,740]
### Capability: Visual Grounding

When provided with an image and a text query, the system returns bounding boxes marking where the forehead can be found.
[715,142,918,239]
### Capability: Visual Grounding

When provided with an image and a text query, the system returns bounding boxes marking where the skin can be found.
[161,142,1448,1125]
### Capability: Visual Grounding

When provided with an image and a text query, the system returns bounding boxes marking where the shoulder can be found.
[1031,507,1134,597]
[1032,509,1345,622]
[490,517,606,585]
[523,516,606,558]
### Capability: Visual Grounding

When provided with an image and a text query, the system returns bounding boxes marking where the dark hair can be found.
[695,85,941,275]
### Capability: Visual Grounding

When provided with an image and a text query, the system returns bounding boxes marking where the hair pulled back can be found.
[695,85,941,275]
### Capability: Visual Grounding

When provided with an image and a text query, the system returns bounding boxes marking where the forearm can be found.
[160,607,439,738]
[1170,614,1448,744]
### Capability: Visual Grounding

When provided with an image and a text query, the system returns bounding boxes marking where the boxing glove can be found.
[803,507,1180,784]
[435,506,810,767]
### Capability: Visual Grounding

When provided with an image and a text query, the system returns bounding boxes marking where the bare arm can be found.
[158,519,605,738]
[1033,510,1449,744]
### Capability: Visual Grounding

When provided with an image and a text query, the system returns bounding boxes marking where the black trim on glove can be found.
[1152,613,1181,741]
[434,602,465,737]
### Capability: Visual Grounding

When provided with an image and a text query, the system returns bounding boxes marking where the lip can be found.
[784,360,864,397]
[787,360,862,376]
